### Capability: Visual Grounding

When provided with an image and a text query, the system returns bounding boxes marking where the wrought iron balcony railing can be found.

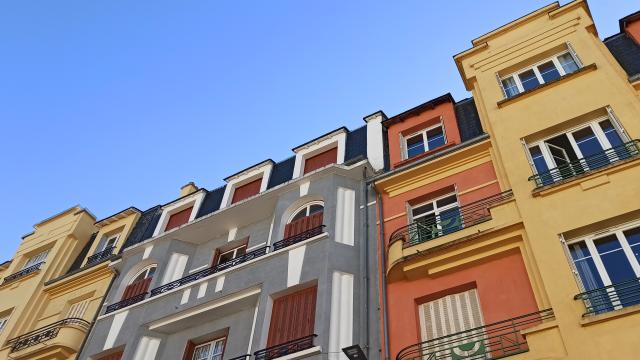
[528,139,640,188]
[272,226,325,251]
[574,277,640,316]
[389,191,514,247]
[149,246,269,297]
[8,318,91,352]
[86,246,115,265]
[227,355,251,360]
[104,292,148,314]
[254,334,317,360]
[396,309,554,360]
[2,262,45,284]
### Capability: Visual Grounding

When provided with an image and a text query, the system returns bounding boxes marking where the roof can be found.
[620,10,640,32]
[454,97,484,142]
[95,206,141,228]
[382,93,455,127]
[604,32,640,78]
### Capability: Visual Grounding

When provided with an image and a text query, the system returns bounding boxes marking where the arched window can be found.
[121,265,157,301]
[283,202,324,240]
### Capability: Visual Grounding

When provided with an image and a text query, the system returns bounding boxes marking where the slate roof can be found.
[454,97,484,142]
[604,32,640,79]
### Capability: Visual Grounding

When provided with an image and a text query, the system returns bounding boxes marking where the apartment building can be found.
[78,123,384,360]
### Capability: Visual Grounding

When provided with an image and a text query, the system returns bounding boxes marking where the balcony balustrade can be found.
[254,335,317,360]
[8,318,91,353]
[389,191,514,248]
[2,262,44,285]
[104,292,148,314]
[574,276,640,316]
[149,246,269,297]
[396,309,554,360]
[86,246,115,265]
[528,139,640,188]
[272,226,325,251]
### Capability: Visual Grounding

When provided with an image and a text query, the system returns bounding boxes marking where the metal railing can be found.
[227,355,251,360]
[104,292,148,314]
[396,309,554,360]
[574,277,640,316]
[254,334,317,360]
[2,262,45,284]
[389,191,514,247]
[272,226,325,251]
[528,140,640,188]
[7,318,91,352]
[149,246,269,297]
[86,246,115,265]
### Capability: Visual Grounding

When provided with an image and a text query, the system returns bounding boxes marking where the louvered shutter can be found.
[67,299,89,319]
[283,212,324,239]
[267,286,317,347]
[121,277,153,300]
[165,207,193,232]
[231,178,263,204]
[303,147,338,174]
[418,288,485,343]
[96,351,123,360]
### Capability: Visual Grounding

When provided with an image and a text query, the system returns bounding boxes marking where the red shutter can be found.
[96,351,123,360]
[211,249,221,267]
[231,178,262,204]
[303,147,337,174]
[121,277,153,300]
[165,207,193,232]
[283,212,324,239]
[267,286,317,347]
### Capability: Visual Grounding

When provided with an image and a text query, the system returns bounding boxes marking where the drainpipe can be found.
[361,166,371,359]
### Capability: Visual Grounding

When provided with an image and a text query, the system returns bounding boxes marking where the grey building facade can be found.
[79,119,386,360]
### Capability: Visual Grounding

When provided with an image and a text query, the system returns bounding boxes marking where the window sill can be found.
[531,154,640,197]
[497,63,597,108]
[392,142,458,169]
[580,303,640,327]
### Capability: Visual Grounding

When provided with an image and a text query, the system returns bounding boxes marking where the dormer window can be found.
[404,124,446,159]
[231,178,262,204]
[221,160,273,208]
[303,147,337,175]
[500,51,580,98]
[165,206,193,232]
[153,190,206,236]
[292,128,346,178]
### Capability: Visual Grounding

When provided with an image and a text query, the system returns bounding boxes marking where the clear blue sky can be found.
[0,1,636,261]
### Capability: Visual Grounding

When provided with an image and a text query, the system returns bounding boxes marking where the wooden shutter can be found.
[303,147,338,174]
[121,277,153,300]
[418,288,484,343]
[267,286,317,347]
[165,207,193,232]
[67,299,89,319]
[231,178,262,204]
[284,212,324,239]
[96,351,123,360]
[211,249,221,267]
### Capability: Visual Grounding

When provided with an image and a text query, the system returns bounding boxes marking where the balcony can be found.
[254,335,317,360]
[396,309,554,360]
[272,226,325,251]
[7,318,91,353]
[574,277,640,317]
[86,246,115,265]
[528,139,640,188]
[149,246,269,297]
[2,262,44,285]
[104,292,148,314]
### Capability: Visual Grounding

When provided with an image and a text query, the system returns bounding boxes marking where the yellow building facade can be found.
[454,1,640,359]
[0,206,140,360]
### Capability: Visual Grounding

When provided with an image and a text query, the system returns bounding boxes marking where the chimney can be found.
[180,182,199,197]
[364,110,388,172]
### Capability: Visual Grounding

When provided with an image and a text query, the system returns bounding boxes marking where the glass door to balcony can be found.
[410,193,462,244]
[569,225,640,314]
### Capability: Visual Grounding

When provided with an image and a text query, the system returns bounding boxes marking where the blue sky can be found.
[0,1,636,261]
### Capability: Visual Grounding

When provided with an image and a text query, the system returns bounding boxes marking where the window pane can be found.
[624,227,640,265]
[412,203,434,219]
[290,209,307,222]
[501,76,519,98]
[193,344,211,360]
[406,134,425,158]
[529,146,554,186]
[426,127,445,150]
[557,53,578,74]
[594,235,637,284]
[599,120,624,147]
[573,127,608,169]
[537,61,561,83]
[439,207,462,235]
[518,69,540,91]
[569,242,605,290]
[436,195,457,208]
[309,204,324,215]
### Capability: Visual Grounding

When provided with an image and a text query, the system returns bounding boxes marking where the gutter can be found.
[373,185,390,360]
[361,166,371,359]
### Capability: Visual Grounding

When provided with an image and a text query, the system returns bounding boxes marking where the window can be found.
[500,51,580,98]
[267,286,317,347]
[215,245,247,266]
[284,202,324,239]
[526,117,629,186]
[0,316,9,333]
[404,124,446,159]
[23,250,49,269]
[97,234,119,253]
[303,147,337,174]
[231,178,262,204]
[568,223,640,314]
[192,338,226,360]
[410,193,462,241]
[121,265,156,300]
[165,206,193,232]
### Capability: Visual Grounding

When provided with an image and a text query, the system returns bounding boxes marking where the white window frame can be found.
[153,190,206,236]
[402,121,447,160]
[192,337,226,360]
[287,201,325,224]
[500,51,580,98]
[23,250,49,269]
[292,129,347,179]
[101,234,120,252]
[130,265,157,284]
[526,115,625,174]
[566,220,640,309]
[0,314,10,334]
[409,192,459,225]
[216,245,247,265]
[221,161,274,208]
